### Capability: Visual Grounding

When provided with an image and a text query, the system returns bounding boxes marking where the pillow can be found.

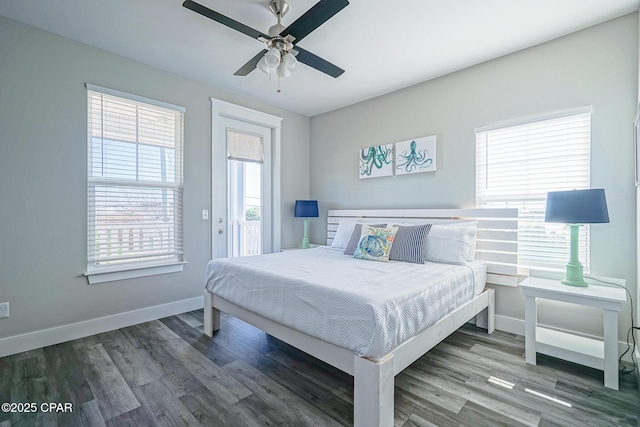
[353,225,399,262]
[344,223,386,255]
[434,221,478,261]
[331,219,358,249]
[389,224,432,263]
[425,222,478,264]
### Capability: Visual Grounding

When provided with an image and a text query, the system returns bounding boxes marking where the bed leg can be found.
[487,288,495,334]
[203,291,220,337]
[354,355,394,427]
[475,288,496,334]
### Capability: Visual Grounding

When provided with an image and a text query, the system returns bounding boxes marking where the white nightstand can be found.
[519,276,627,390]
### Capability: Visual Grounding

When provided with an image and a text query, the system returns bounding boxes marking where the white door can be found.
[211,105,280,259]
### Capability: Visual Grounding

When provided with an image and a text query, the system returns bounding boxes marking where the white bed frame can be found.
[203,208,518,427]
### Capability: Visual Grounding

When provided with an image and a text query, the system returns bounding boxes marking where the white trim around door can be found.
[210,98,282,259]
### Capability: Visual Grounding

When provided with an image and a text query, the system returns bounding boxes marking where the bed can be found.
[203,208,519,427]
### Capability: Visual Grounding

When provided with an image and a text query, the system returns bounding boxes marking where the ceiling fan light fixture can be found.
[257,56,271,75]
[282,52,297,71]
[276,62,291,78]
[264,47,281,67]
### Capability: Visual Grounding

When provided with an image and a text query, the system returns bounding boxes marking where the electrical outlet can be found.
[0,302,9,318]
[202,209,209,220]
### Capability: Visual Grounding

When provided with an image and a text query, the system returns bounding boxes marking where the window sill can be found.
[85,261,186,284]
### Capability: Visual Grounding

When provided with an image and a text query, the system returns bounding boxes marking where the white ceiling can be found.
[1,0,638,116]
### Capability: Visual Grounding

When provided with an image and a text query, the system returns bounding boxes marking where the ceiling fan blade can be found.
[282,0,349,43]
[183,0,267,40]
[294,47,344,78]
[234,50,268,76]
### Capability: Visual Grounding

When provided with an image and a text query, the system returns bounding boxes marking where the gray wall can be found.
[0,16,310,339]
[310,14,639,340]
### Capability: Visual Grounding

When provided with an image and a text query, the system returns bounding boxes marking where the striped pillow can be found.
[344,223,386,255]
[389,224,432,263]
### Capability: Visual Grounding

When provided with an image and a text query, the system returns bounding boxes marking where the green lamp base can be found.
[561,258,588,287]
[300,217,310,249]
[561,277,588,287]
[559,224,589,287]
[301,237,310,249]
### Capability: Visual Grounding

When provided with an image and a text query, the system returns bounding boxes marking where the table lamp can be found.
[544,189,609,287]
[294,200,318,249]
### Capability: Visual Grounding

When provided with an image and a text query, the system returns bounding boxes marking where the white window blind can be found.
[227,130,264,163]
[87,85,184,270]
[476,110,591,273]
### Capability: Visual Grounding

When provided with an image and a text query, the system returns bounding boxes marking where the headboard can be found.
[327,208,520,287]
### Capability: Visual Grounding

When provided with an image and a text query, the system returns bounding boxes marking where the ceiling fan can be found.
[183,0,349,84]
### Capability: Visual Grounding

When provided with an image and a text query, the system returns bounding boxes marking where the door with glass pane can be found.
[227,129,263,257]
[213,117,272,259]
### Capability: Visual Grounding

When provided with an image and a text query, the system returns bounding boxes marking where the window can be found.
[86,84,185,283]
[476,109,591,274]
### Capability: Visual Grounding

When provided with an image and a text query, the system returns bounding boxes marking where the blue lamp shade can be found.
[545,189,609,224]
[294,200,319,218]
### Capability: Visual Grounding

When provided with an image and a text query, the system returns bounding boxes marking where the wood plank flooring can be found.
[1,310,638,426]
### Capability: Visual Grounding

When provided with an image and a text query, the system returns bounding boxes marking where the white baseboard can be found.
[494,314,525,336]
[0,296,204,358]
[493,314,635,363]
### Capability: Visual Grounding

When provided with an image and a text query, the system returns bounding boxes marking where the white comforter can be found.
[205,246,486,359]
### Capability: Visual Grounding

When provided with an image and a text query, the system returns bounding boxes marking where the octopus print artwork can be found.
[359,144,394,179]
[395,135,437,175]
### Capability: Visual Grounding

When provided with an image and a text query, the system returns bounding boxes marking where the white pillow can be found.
[331,219,358,249]
[440,221,478,260]
[425,222,478,264]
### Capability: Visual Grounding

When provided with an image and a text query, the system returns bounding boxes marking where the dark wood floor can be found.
[1,310,638,426]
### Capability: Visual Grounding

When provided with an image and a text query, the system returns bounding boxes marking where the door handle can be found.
[218,229,224,234]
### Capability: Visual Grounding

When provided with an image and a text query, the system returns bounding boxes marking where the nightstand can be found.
[519,276,627,390]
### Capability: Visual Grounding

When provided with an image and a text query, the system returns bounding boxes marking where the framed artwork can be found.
[635,104,640,187]
[395,135,436,175]
[359,144,394,179]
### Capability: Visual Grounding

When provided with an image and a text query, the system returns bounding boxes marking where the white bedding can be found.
[205,246,486,359]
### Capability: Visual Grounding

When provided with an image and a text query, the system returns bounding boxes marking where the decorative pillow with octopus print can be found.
[353,225,399,262]
[343,223,387,256]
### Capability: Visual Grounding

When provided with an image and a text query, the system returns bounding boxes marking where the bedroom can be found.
[0,0,639,426]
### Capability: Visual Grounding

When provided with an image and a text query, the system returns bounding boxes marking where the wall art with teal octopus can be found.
[359,144,394,179]
[395,135,436,175]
